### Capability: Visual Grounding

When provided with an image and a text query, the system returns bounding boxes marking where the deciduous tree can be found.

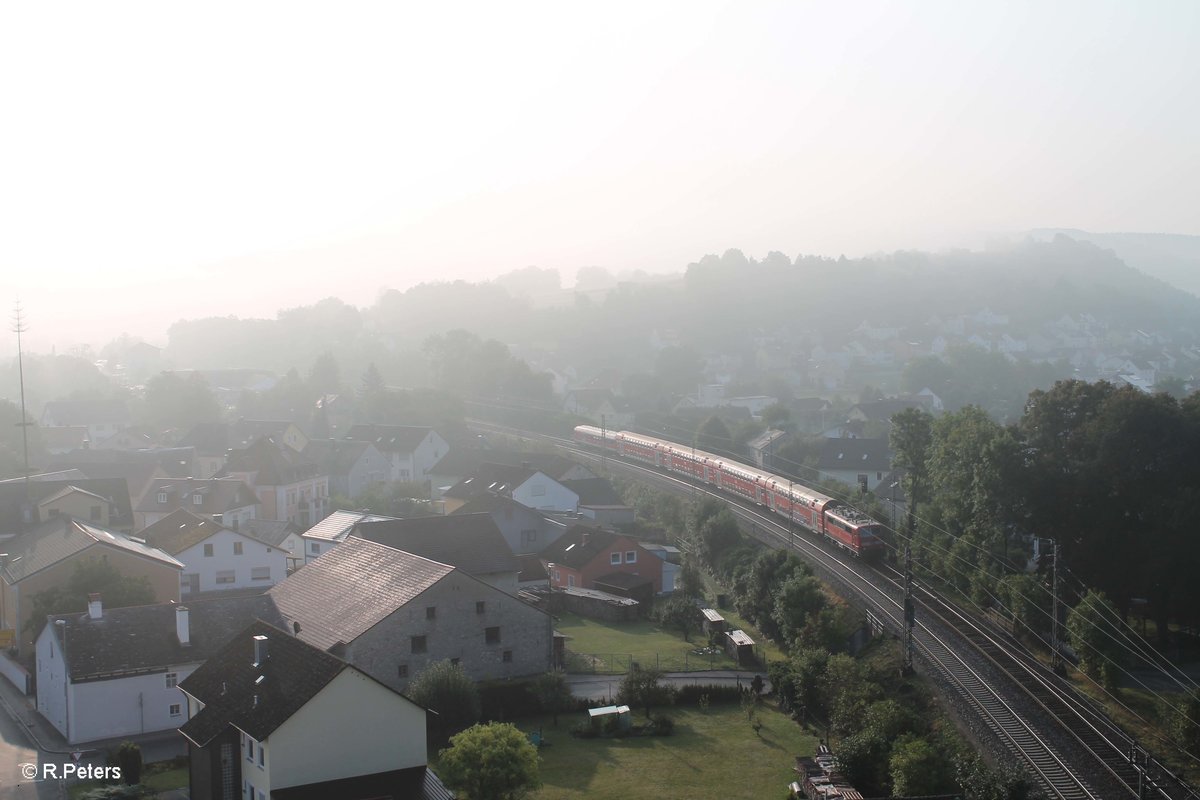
[438,722,540,800]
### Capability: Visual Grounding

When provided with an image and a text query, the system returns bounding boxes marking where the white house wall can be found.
[267,668,427,791]
[68,667,196,744]
[513,475,578,513]
[35,628,68,740]
[177,530,288,595]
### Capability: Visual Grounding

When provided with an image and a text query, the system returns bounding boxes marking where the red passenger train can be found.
[573,425,887,560]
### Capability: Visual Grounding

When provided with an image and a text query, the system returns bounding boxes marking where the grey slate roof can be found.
[267,537,454,651]
[817,438,892,472]
[431,448,585,481]
[442,463,544,501]
[352,514,519,576]
[178,619,347,746]
[134,478,260,516]
[241,518,300,549]
[138,509,277,555]
[344,424,433,453]
[219,438,321,486]
[538,524,619,570]
[47,593,285,681]
[2,516,184,584]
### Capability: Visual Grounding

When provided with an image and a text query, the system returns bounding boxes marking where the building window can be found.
[257,744,264,768]
[567,574,575,588]
[157,491,167,504]
[169,703,182,717]
[89,505,102,521]
[426,606,436,620]
[165,673,178,688]
[193,494,203,505]
[246,738,254,762]
[485,626,500,645]
[475,601,485,615]
[398,664,408,678]
[203,543,214,557]
[216,570,236,584]
[309,542,319,554]
[625,551,637,564]
[411,636,427,654]
[521,529,537,545]
[503,650,513,663]
[234,542,243,555]
[610,552,621,565]
[251,567,271,581]
[552,570,560,582]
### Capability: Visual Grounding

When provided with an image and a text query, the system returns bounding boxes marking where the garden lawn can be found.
[555,612,739,673]
[515,704,816,800]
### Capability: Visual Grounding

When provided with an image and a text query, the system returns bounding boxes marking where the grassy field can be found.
[556,611,745,673]
[462,704,816,800]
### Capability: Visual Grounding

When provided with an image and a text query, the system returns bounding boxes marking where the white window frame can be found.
[610,552,621,565]
[165,672,178,688]
[233,541,243,556]
[625,551,637,564]
[169,703,182,717]
[250,566,271,581]
[157,492,167,504]
[216,570,236,584]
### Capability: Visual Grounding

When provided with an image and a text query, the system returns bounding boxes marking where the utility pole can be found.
[11,304,33,525]
[600,413,607,474]
[1050,537,1063,674]
[903,545,915,675]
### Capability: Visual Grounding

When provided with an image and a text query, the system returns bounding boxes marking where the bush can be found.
[113,741,142,786]
[570,721,598,738]
[651,714,675,735]
[80,787,154,800]
[675,684,743,705]
[407,660,481,743]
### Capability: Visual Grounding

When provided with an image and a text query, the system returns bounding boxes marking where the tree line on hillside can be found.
[891,379,1200,653]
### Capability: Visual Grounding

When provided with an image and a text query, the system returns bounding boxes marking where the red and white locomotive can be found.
[573,425,887,559]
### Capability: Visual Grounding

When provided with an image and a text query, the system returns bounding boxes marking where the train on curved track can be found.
[573,424,888,560]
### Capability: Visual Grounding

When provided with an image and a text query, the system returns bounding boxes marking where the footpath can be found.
[565,669,771,701]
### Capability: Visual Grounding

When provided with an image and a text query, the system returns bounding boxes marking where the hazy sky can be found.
[2,1,1197,354]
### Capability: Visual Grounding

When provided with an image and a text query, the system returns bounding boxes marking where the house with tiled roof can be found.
[241,518,304,572]
[36,485,117,528]
[134,478,260,531]
[540,525,664,595]
[450,494,572,555]
[139,509,288,595]
[429,448,594,499]
[299,509,397,564]
[352,513,520,591]
[817,437,892,493]
[1,516,184,656]
[41,399,130,443]
[343,424,448,484]
[0,476,136,531]
[442,463,579,515]
[561,477,634,526]
[180,620,452,800]
[35,593,284,744]
[302,438,389,500]
[218,438,330,527]
[268,537,552,691]
[43,447,196,506]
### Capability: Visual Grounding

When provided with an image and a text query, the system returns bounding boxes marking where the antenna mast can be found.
[11,303,33,511]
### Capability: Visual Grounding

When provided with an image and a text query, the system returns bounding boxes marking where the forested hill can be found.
[1030,229,1200,299]
[158,235,1200,381]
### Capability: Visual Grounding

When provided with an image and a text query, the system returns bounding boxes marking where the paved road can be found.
[0,709,60,800]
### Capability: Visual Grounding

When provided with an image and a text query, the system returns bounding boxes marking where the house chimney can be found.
[88,593,102,620]
[581,531,590,547]
[176,605,191,646]
[252,634,269,667]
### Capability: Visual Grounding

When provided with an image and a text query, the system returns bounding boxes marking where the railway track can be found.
[468,418,1198,798]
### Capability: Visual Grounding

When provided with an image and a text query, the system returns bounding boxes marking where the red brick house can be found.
[540,525,663,594]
